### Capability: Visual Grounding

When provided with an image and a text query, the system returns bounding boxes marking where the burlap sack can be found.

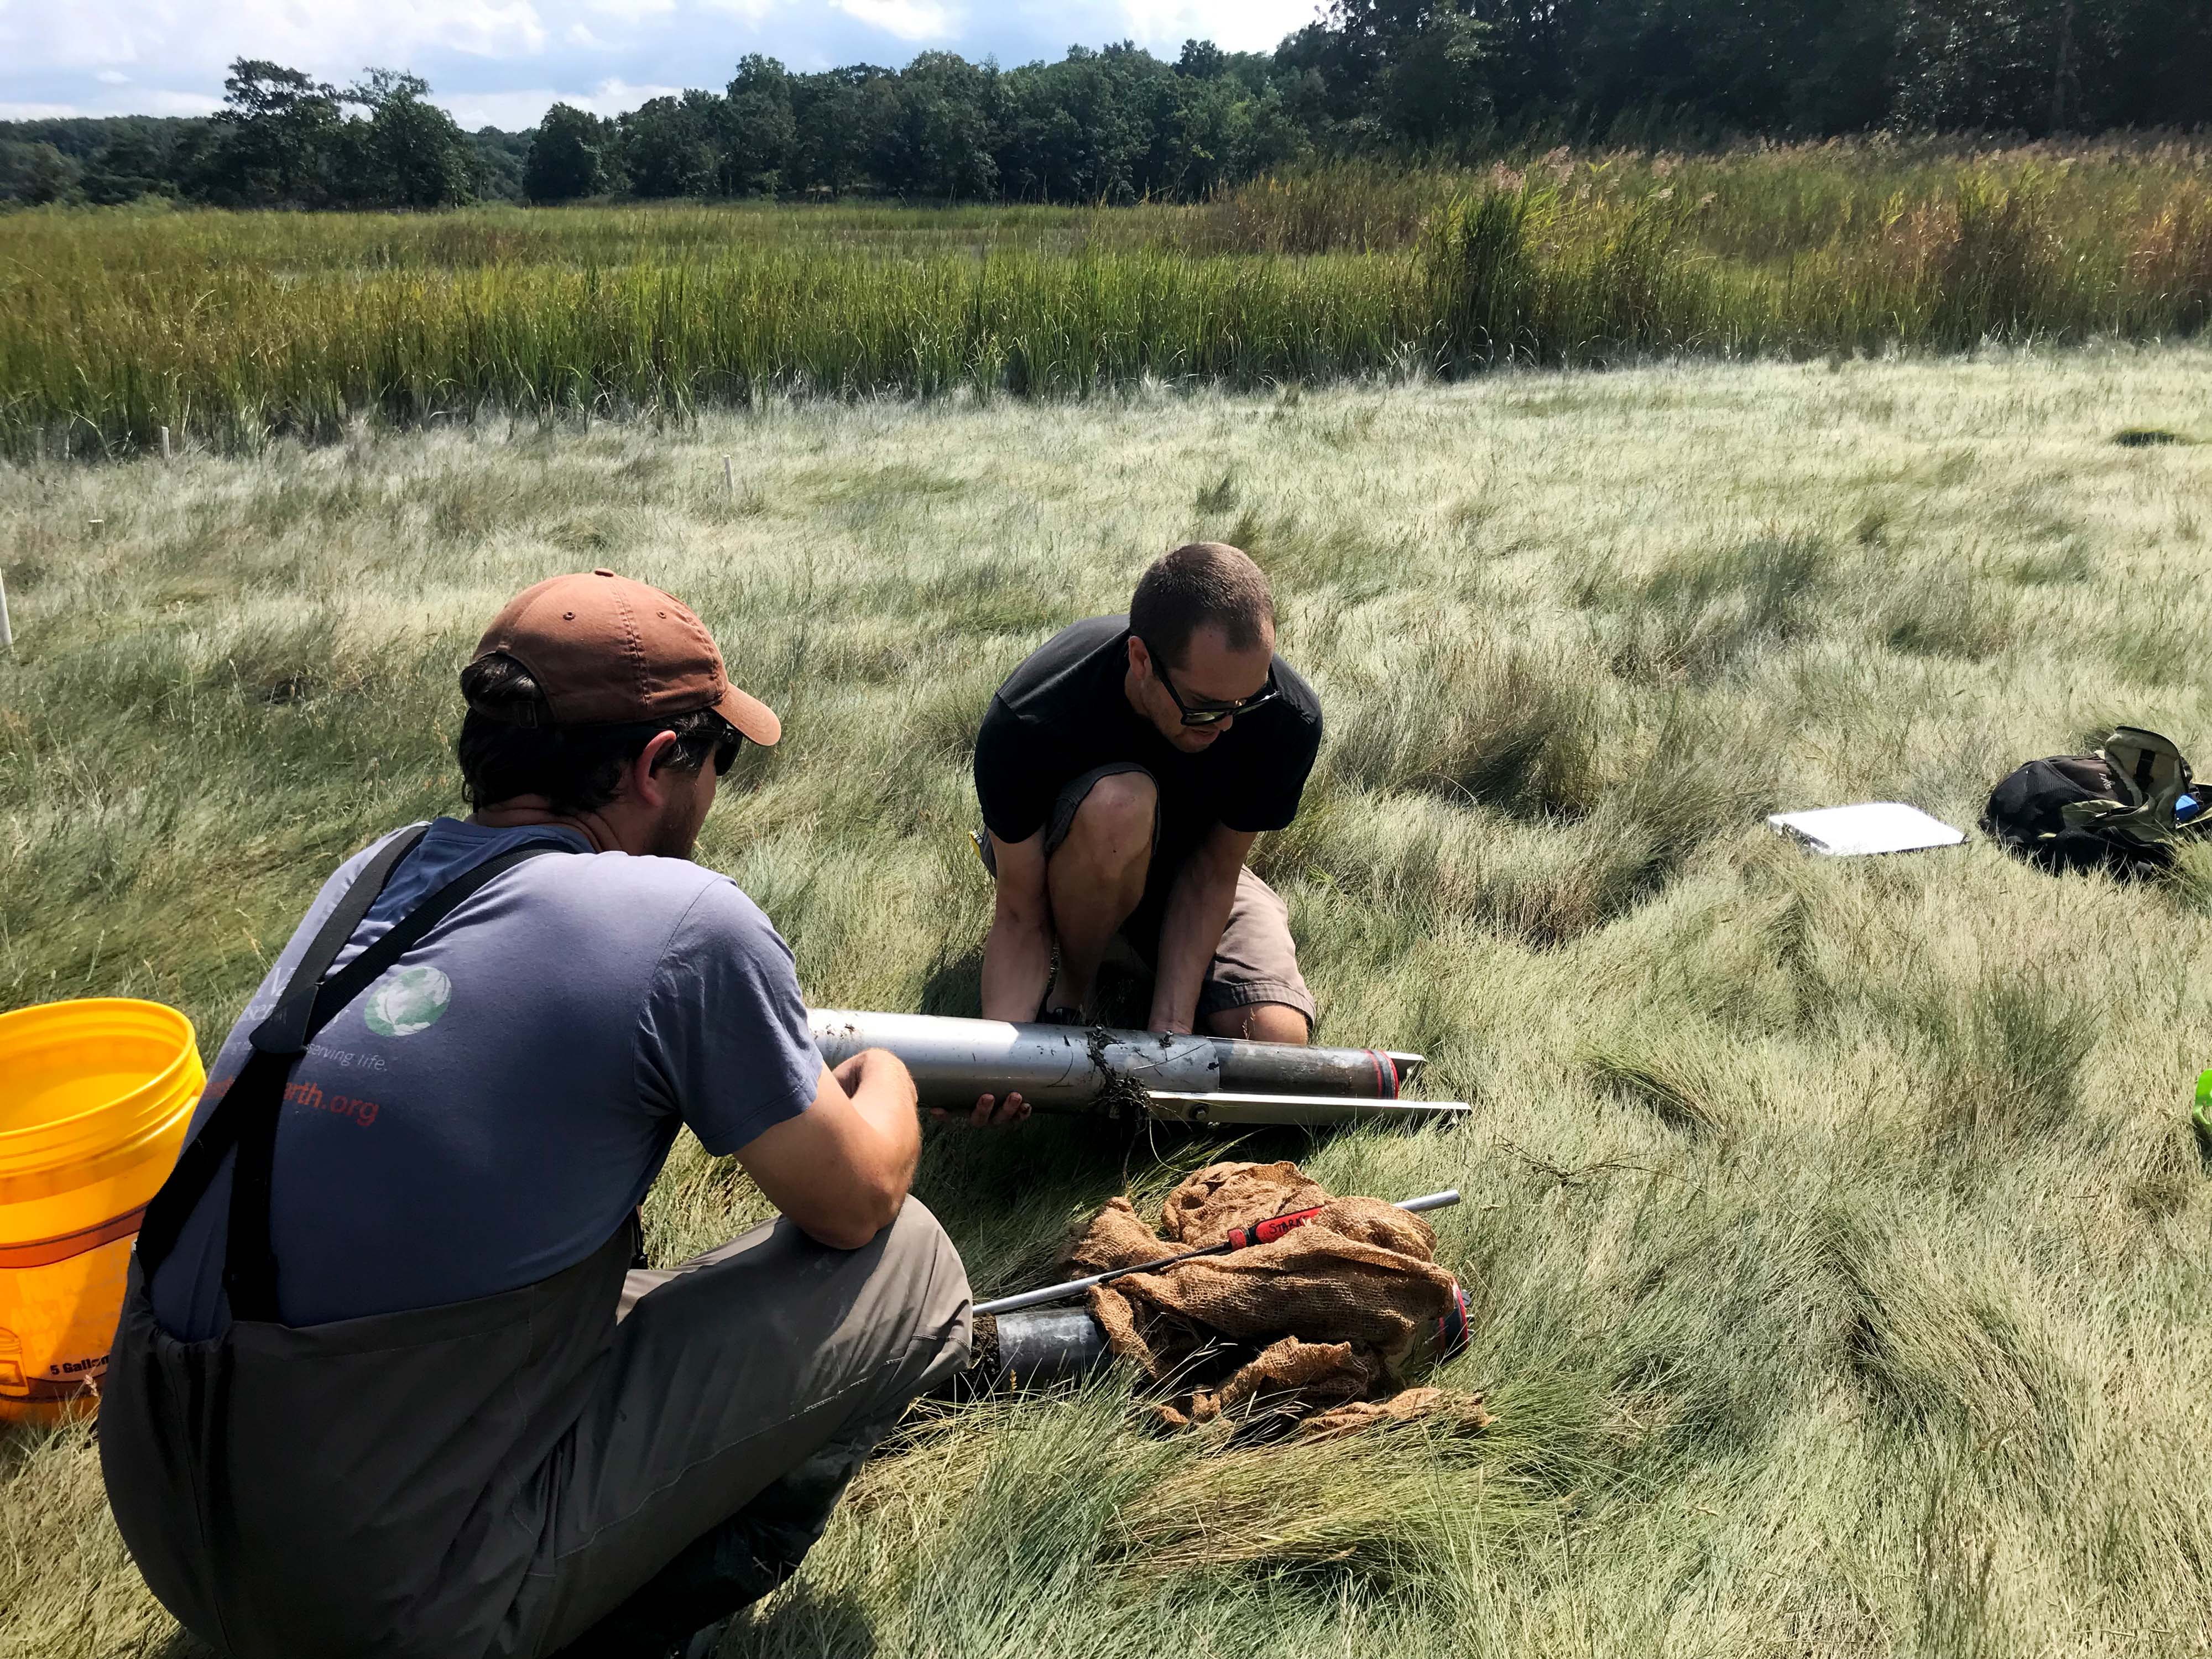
[1070,1161,1489,1437]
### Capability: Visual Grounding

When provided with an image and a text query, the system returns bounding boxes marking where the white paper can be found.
[1766,801,1966,857]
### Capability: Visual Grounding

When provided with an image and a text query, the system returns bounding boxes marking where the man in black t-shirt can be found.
[968,543,1323,1122]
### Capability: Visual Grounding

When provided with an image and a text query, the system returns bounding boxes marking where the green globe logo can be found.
[364,966,453,1037]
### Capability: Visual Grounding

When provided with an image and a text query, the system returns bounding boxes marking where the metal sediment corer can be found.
[807,1009,1468,1129]
[973,1189,1463,1316]
[967,1308,1112,1389]
[1434,1280,1472,1360]
[967,1280,1472,1391]
[960,1193,1471,1392]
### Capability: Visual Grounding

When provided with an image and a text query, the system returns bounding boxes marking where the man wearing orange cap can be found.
[102,571,971,1659]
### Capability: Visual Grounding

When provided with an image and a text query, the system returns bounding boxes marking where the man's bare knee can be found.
[1203,1001,1312,1045]
[1063,773,1156,870]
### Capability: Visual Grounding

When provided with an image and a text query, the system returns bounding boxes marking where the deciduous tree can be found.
[525,103,608,201]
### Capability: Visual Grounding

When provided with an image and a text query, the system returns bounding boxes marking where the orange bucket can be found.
[0,999,202,1423]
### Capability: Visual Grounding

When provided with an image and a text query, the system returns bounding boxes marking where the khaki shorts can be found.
[980,761,1316,1029]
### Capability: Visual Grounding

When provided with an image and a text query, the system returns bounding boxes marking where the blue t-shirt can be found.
[149,819,825,1339]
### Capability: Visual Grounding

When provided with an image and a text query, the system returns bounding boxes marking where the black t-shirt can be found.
[975,615,1323,878]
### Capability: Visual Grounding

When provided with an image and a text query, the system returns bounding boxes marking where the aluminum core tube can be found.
[806,1008,1427,1114]
[966,1282,1471,1393]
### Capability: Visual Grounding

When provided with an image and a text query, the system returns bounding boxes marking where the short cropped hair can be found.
[1129,542,1275,669]
[455,653,726,813]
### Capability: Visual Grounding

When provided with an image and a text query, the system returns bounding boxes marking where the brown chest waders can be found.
[101,830,620,1659]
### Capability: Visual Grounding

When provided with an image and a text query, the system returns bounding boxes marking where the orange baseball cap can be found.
[469,569,780,745]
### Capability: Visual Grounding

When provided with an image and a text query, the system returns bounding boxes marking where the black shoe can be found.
[1038,1005,1084,1026]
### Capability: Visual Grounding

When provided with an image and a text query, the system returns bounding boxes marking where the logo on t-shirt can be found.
[364,965,453,1037]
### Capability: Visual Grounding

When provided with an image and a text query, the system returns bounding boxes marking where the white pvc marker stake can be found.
[723,456,734,493]
[1,568,13,653]
[161,425,171,460]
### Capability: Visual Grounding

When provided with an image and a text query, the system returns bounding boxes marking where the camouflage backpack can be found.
[1981,726,2206,878]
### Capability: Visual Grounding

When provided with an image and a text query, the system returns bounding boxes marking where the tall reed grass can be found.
[5,137,2212,456]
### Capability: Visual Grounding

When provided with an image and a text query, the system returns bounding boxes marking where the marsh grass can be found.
[9,138,2212,457]
[5,351,2212,1656]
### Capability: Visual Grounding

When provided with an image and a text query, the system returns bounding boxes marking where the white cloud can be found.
[832,0,957,41]
[1077,0,1321,53]
[138,88,225,115]
[436,75,679,127]
[95,68,132,84]
[692,0,776,21]
[2,0,551,80]
[0,86,219,118]
[565,21,615,49]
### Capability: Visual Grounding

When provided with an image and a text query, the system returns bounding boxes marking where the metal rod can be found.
[809,1008,1427,1115]
[1140,1090,1468,1128]
[973,1188,1460,1316]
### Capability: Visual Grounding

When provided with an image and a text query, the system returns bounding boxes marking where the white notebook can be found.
[1767,801,1966,857]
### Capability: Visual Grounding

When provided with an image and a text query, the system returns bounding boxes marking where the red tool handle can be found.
[1224,1204,1326,1251]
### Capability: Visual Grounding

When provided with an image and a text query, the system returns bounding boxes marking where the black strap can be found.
[135,826,430,1276]
[249,827,431,1058]
[224,839,565,1320]
[138,830,566,1324]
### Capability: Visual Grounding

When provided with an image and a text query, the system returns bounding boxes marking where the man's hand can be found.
[830,1048,916,1115]
[737,1048,921,1250]
[935,1090,1031,1129]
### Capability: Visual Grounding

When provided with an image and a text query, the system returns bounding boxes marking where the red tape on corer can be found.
[1434,1280,1472,1359]
[1365,1050,1399,1099]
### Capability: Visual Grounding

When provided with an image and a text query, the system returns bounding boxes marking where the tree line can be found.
[4,0,2206,210]
[0,64,523,209]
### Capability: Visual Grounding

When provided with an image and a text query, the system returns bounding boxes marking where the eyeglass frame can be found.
[1142,639,1282,727]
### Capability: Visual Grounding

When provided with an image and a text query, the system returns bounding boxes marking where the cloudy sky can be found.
[2,0,1326,129]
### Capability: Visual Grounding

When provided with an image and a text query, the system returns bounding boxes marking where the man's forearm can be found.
[747,1052,921,1250]
[1149,853,1241,1034]
[980,910,1055,1022]
[844,1049,921,1203]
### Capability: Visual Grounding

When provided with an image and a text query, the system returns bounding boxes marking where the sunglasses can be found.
[1146,644,1282,727]
[709,716,744,776]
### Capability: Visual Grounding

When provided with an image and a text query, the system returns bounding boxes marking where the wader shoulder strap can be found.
[137,832,567,1324]
[135,827,429,1277]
